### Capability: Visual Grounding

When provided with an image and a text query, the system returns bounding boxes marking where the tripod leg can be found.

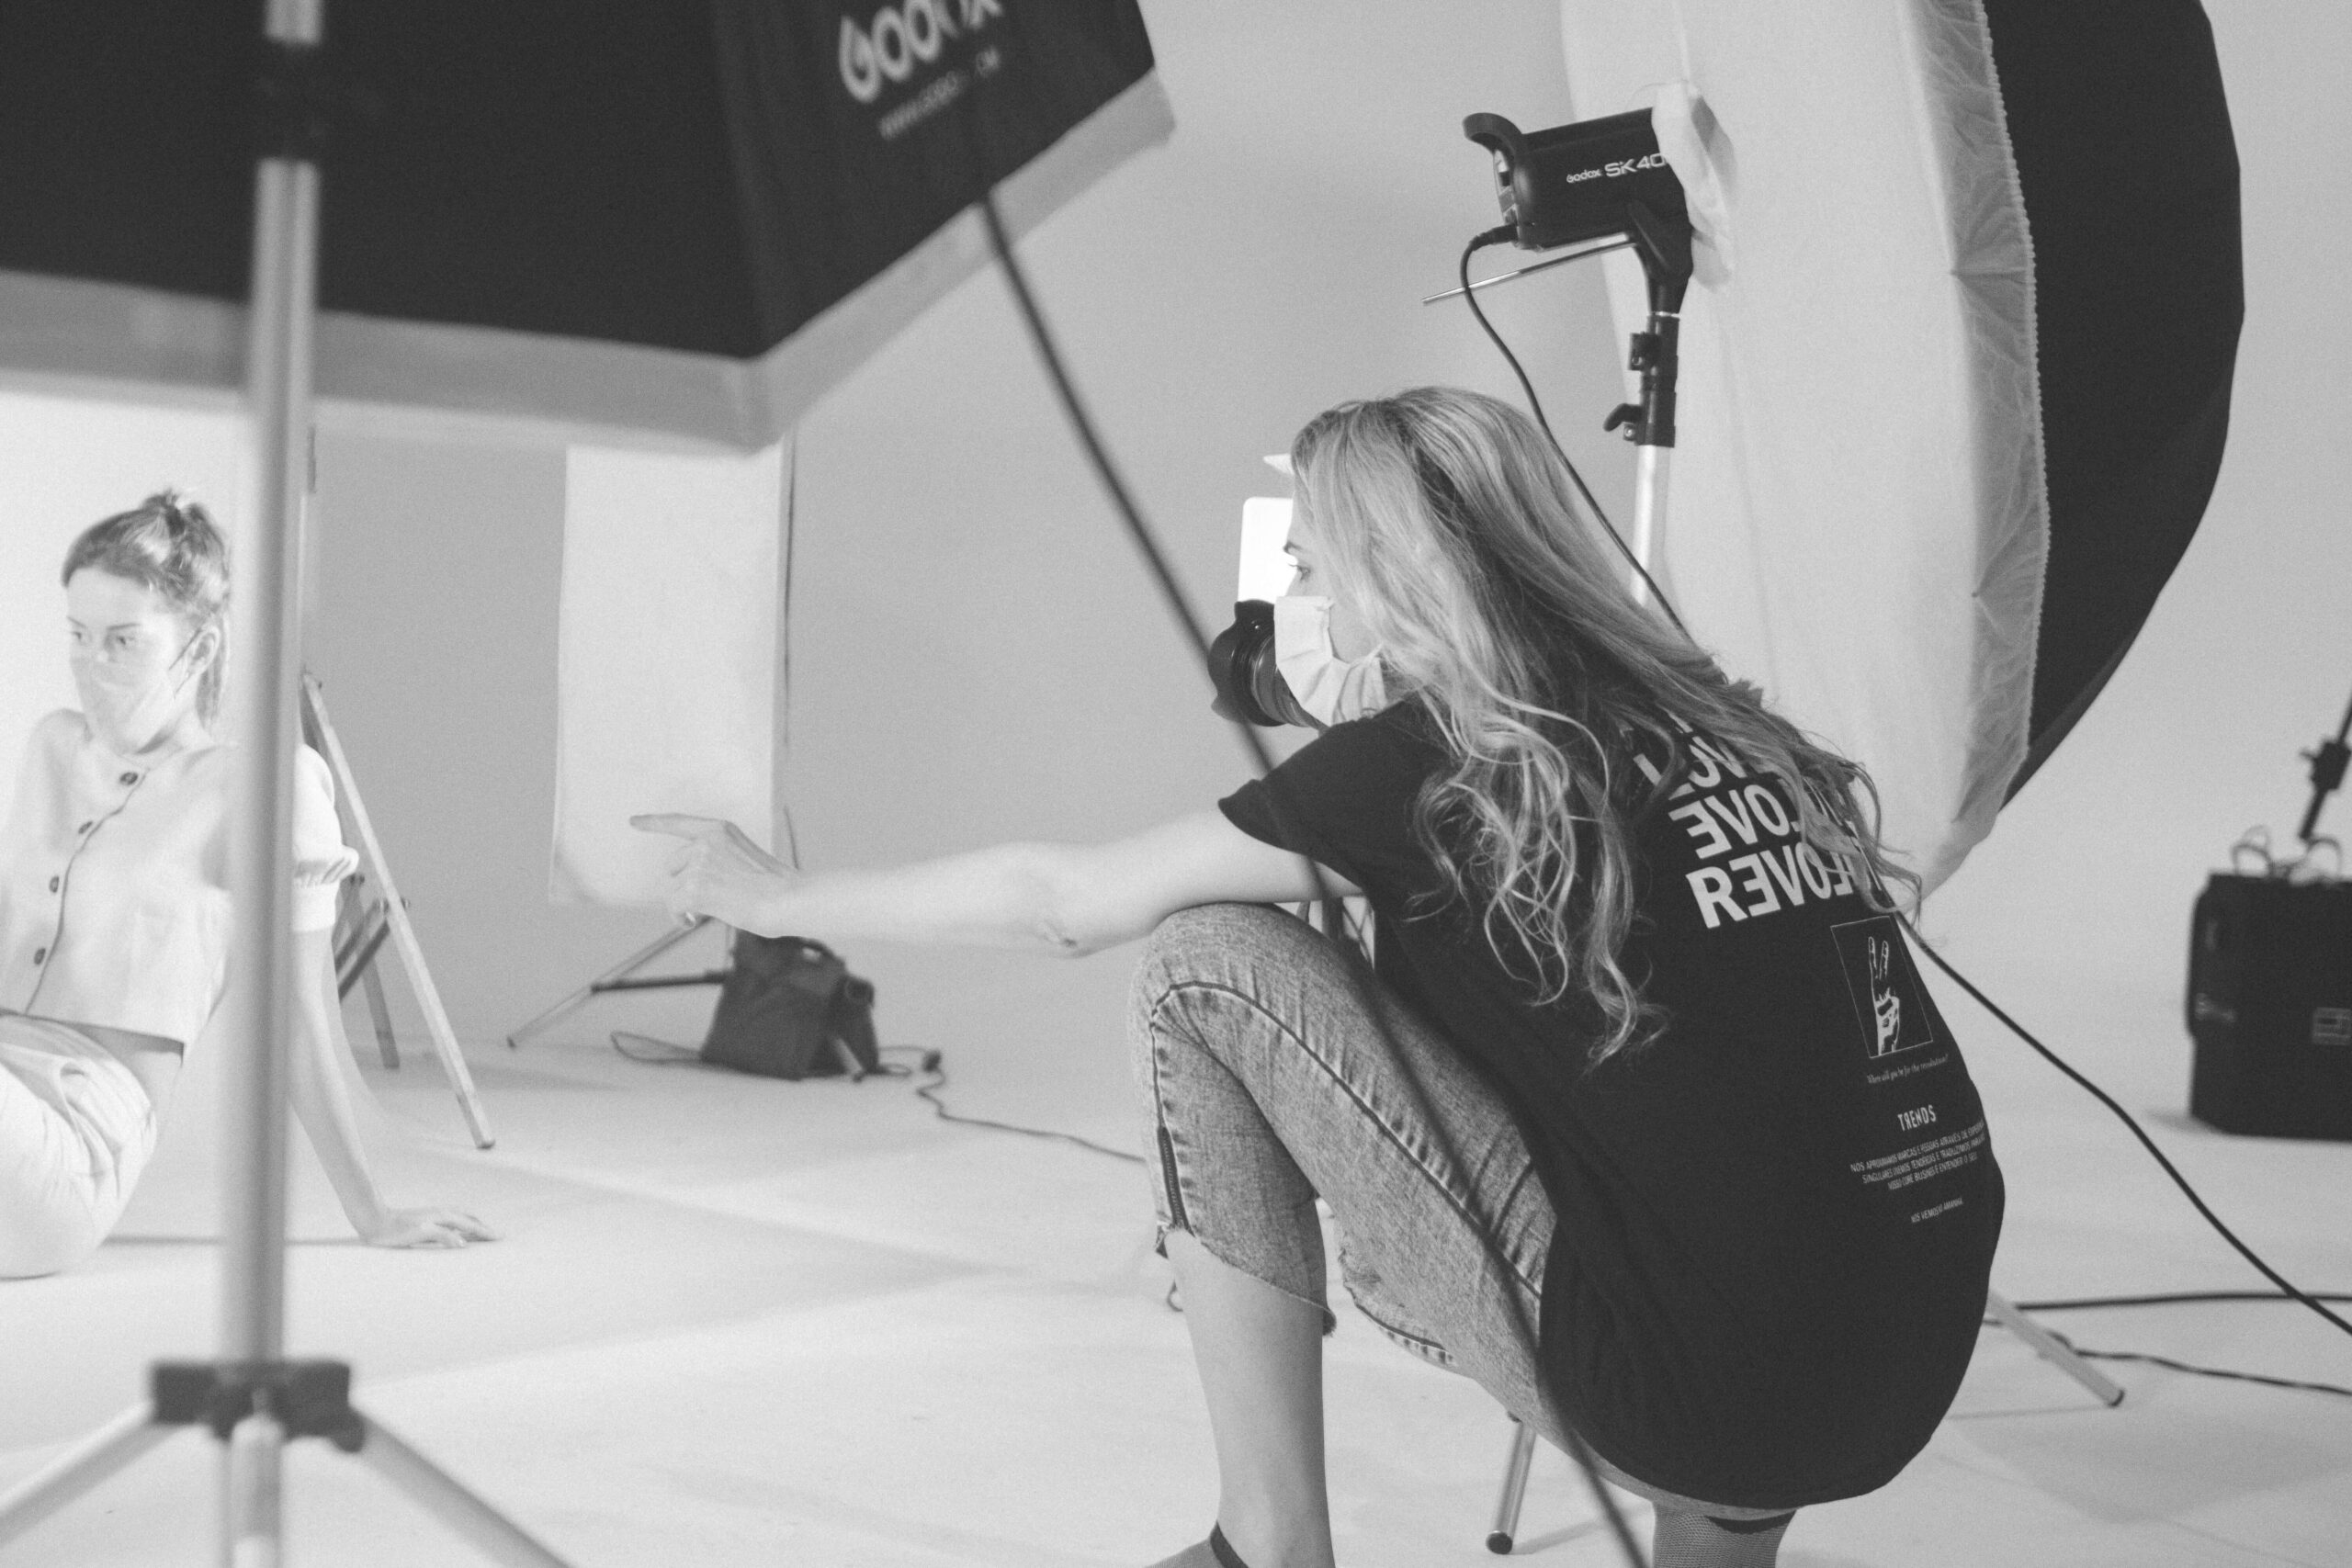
[1987,1291,2125,1406]
[351,1410,576,1568]
[377,893,495,1147]
[361,962,400,1068]
[303,674,494,1147]
[1486,1416,1539,1553]
[0,1405,178,1551]
[505,918,710,1050]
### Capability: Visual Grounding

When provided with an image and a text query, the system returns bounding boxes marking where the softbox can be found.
[0,0,1170,450]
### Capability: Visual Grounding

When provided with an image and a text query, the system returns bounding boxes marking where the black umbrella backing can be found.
[1986,0,2241,791]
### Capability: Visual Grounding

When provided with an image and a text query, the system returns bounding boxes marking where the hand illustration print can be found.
[1869,935,1902,1055]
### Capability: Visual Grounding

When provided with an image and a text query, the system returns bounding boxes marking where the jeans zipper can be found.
[1157,1124,1191,1233]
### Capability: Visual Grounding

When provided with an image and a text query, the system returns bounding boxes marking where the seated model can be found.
[0,492,492,1278]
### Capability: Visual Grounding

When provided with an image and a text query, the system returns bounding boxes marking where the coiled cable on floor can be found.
[878,1045,1145,1166]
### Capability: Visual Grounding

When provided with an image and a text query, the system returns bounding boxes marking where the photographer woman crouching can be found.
[0,494,492,1278]
[639,387,2002,1568]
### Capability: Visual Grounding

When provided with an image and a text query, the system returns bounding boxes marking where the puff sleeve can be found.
[292,744,360,931]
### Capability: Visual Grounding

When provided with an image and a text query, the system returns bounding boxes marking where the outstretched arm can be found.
[633,810,1361,959]
[286,926,496,1248]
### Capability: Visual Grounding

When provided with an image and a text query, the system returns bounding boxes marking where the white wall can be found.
[304,0,1625,1124]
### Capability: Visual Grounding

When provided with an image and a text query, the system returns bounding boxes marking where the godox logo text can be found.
[1562,152,1668,185]
[840,0,1004,104]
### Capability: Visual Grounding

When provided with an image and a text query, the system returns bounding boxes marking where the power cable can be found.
[1974,1318,2352,1401]
[2009,1291,2352,1313]
[1905,923,2352,1342]
[1986,1292,2352,1402]
[878,1045,1145,1166]
[1457,231,1689,639]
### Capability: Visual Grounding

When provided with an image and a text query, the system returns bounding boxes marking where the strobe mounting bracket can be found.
[1464,113,1693,449]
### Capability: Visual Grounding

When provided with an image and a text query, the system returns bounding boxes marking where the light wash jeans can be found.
[1129,902,1795,1540]
[0,1014,158,1278]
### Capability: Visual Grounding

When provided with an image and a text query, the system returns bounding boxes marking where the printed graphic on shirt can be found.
[1635,731,1860,931]
[1831,915,1938,1058]
[1850,1117,1987,1223]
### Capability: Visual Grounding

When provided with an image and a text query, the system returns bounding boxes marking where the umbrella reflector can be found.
[1557,0,2238,892]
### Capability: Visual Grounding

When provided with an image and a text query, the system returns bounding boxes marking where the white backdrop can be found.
[549,443,787,904]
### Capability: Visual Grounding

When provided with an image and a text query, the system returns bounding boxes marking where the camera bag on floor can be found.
[701,932,880,1080]
[2187,874,2352,1139]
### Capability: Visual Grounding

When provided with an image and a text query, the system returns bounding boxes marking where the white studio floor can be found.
[2,939,2348,1568]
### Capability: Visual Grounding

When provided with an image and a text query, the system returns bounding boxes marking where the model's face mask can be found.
[1273,593,1388,728]
[70,628,204,757]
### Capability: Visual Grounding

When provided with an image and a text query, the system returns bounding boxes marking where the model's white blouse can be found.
[0,709,356,1047]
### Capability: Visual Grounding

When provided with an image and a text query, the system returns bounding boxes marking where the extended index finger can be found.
[630,813,729,840]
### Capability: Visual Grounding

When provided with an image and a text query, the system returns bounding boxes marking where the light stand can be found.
[0,6,571,1562]
[2296,687,2351,848]
[1598,203,1691,605]
[1453,111,1694,604]
[505,916,722,1050]
[1449,109,2126,1555]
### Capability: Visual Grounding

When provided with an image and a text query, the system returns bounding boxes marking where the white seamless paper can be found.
[551,442,784,905]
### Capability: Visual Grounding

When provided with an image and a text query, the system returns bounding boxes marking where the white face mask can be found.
[71,633,203,757]
[1273,594,1388,728]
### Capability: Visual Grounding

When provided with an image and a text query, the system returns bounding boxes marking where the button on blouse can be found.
[0,709,358,1048]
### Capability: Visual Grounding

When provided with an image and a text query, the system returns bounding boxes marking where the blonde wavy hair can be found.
[1290,387,1917,1066]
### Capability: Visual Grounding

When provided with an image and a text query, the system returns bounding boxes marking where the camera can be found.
[1208,599,1318,728]
[1204,495,1318,729]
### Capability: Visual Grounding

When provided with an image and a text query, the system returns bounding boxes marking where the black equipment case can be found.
[2187,874,2352,1139]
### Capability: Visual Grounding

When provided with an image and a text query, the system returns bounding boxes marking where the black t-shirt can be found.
[1219,698,2002,1509]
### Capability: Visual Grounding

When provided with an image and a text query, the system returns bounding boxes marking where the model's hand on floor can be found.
[361,1206,499,1249]
[632,813,798,935]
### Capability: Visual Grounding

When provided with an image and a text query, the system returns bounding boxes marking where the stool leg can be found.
[1487,1416,1539,1552]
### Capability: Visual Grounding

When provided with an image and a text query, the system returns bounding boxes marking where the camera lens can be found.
[1207,601,1319,729]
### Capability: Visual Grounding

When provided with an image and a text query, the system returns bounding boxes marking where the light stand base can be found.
[506,917,716,1049]
[1985,1290,2127,1405]
[1486,1416,1539,1553]
[0,1362,574,1567]
[1477,1291,2123,1550]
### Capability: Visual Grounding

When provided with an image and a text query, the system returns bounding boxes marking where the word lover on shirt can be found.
[1634,736,1860,931]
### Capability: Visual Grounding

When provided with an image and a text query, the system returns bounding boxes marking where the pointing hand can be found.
[630,814,797,934]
